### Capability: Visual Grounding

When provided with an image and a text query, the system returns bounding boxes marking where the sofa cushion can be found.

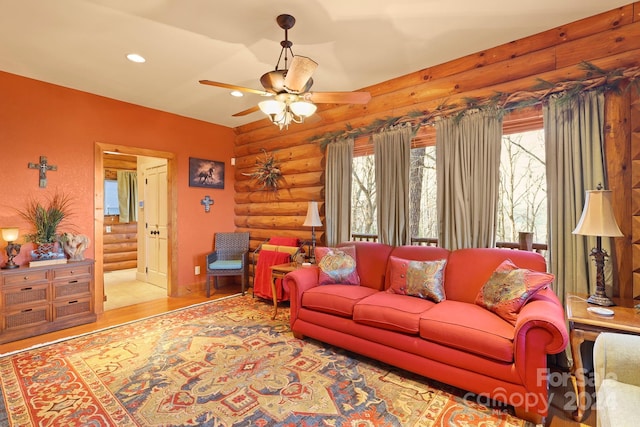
[353,292,435,334]
[316,246,360,286]
[419,300,515,363]
[388,256,447,302]
[301,284,377,317]
[475,259,554,324]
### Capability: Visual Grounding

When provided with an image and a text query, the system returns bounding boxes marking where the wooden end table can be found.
[565,293,640,422]
[268,263,300,320]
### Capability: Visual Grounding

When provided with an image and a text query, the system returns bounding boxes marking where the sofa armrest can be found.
[514,288,569,355]
[512,288,569,389]
[283,266,320,327]
[206,251,218,266]
[594,332,640,392]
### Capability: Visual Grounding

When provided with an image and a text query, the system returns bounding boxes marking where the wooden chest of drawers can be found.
[0,260,96,344]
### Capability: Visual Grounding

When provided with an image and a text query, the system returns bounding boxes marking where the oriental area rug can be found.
[0,295,530,426]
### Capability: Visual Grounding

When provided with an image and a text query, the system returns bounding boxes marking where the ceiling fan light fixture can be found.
[258,99,285,116]
[290,100,317,117]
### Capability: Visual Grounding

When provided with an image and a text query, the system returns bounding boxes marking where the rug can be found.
[0,295,530,426]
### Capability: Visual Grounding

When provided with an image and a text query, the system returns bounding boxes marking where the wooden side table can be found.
[268,263,300,320]
[565,293,640,422]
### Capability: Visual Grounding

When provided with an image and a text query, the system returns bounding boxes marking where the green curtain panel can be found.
[117,170,138,223]
[373,126,413,246]
[325,138,354,247]
[544,90,608,306]
[436,109,503,250]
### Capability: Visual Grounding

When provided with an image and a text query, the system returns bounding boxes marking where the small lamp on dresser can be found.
[1,227,21,269]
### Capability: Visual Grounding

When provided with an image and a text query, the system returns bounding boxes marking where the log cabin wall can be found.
[103,153,138,272]
[234,3,640,299]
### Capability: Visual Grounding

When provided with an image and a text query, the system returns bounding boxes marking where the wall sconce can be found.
[572,186,623,306]
[2,227,21,269]
[303,201,322,264]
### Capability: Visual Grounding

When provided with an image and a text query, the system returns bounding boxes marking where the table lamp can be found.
[2,227,21,269]
[572,186,623,306]
[303,201,322,263]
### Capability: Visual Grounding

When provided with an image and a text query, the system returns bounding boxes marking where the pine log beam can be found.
[605,89,633,299]
[235,186,323,204]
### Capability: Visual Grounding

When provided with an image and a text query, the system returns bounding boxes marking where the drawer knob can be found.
[23,276,29,280]
[21,287,33,291]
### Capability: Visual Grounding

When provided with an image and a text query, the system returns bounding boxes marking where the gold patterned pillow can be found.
[388,256,447,302]
[316,246,360,286]
[475,259,554,324]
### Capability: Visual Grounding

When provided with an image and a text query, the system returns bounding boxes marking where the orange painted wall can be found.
[0,71,235,289]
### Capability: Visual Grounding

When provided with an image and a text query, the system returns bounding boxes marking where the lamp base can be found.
[1,263,19,270]
[587,294,615,307]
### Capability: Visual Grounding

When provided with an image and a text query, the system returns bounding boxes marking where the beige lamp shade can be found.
[1,228,19,242]
[303,201,322,227]
[573,190,623,237]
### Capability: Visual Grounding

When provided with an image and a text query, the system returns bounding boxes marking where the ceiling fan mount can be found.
[199,13,371,127]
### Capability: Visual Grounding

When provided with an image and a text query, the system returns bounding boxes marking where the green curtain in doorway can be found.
[117,171,138,223]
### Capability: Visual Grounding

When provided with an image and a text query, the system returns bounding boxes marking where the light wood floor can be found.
[0,282,594,427]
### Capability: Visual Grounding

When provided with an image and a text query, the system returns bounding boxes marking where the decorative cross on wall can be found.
[200,195,214,213]
[28,156,57,188]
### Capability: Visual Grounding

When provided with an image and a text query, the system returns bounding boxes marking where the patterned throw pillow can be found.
[316,246,360,286]
[388,256,447,302]
[475,259,554,324]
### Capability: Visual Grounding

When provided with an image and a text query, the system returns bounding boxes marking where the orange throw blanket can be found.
[254,250,292,301]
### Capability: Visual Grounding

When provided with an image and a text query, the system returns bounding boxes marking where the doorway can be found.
[94,142,177,315]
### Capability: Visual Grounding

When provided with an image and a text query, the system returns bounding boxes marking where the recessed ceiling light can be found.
[230,91,244,97]
[126,53,146,63]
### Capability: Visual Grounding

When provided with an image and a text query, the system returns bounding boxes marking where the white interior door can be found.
[144,163,168,288]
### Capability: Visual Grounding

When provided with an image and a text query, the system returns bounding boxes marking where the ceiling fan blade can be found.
[305,91,372,104]
[232,105,261,117]
[199,80,271,96]
[284,55,318,93]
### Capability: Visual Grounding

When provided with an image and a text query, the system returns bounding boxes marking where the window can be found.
[104,179,120,216]
[351,154,377,236]
[349,107,546,245]
[496,129,546,243]
[409,146,437,239]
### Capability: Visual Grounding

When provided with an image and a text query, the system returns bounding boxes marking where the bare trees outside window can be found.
[350,128,546,245]
[351,155,377,235]
[497,129,547,243]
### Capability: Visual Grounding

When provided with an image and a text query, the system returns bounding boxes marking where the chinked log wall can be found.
[234,3,640,299]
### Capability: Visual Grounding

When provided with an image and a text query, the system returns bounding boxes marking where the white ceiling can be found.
[0,0,631,128]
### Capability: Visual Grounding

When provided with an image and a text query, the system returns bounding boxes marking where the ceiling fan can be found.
[199,14,371,129]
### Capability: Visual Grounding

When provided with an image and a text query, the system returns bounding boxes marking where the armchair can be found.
[206,232,250,297]
[593,332,640,427]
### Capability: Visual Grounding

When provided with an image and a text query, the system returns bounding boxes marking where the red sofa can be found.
[283,242,568,423]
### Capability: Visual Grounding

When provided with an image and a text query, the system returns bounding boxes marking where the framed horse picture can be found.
[189,157,225,189]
